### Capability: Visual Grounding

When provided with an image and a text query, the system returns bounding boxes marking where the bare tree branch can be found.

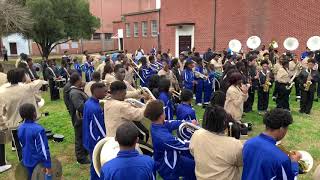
[0,0,33,36]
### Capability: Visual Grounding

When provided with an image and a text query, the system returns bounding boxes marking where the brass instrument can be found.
[283,37,299,51]
[194,71,208,80]
[307,36,320,51]
[246,36,261,50]
[228,39,242,53]
[286,69,298,90]
[277,142,314,174]
[304,69,312,91]
[139,86,156,100]
[263,71,272,92]
[269,40,279,49]
[125,98,146,108]
[178,122,201,141]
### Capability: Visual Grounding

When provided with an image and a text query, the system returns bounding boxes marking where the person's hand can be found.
[191,120,198,125]
[141,90,150,100]
[290,151,302,162]
[240,84,248,93]
[192,80,198,85]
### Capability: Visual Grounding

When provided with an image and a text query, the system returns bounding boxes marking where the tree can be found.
[24,0,100,60]
[0,0,32,36]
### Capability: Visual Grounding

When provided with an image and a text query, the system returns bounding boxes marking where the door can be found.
[9,42,17,55]
[179,36,191,54]
[119,38,124,51]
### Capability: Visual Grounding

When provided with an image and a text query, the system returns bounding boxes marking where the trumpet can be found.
[277,142,314,174]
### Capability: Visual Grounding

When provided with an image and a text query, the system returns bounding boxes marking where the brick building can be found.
[113,0,320,57]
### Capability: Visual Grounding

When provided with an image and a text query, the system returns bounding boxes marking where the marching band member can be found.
[224,72,249,123]
[289,56,302,100]
[73,58,83,77]
[176,89,196,121]
[243,55,258,113]
[0,69,46,172]
[182,60,195,91]
[104,81,146,137]
[140,56,155,87]
[190,105,243,180]
[45,60,60,101]
[122,58,135,87]
[84,72,101,97]
[100,122,155,180]
[275,56,291,110]
[82,50,89,64]
[301,51,314,68]
[68,73,90,164]
[0,64,7,86]
[158,59,179,90]
[210,53,223,76]
[18,103,52,179]
[301,47,310,60]
[135,46,145,62]
[84,57,95,82]
[242,108,300,180]
[144,100,196,180]
[203,64,216,104]
[257,60,273,114]
[298,59,320,114]
[171,58,183,90]
[158,78,174,120]
[194,58,205,106]
[83,83,107,180]
[26,58,39,81]
[149,55,160,71]
[59,61,70,81]
[102,62,115,81]
[272,55,283,100]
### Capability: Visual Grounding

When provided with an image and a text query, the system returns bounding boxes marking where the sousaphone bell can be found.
[283,37,299,51]
[228,39,242,53]
[246,36,261,50]
[307,36,320,51]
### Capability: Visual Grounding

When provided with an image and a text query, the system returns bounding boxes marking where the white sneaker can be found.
[196,103,202,106]
[0,164,12,173]
[11,147,16,151]
[296,96,301,99]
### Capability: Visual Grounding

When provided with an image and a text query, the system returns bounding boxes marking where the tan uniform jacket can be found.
[288,61,301,77]
[96,62,106,77]
[104,98,145,137]
[158,69,179,89]
[0,73,7,86]
[0,80,45,129]
[272,63,282,81]
[104,73,141,99]
[125,67,135,86]
[84,81,96,97]
[224,85,248,122]
[190,129,243,180]
[276,67,290,84]
[210,59,223,73]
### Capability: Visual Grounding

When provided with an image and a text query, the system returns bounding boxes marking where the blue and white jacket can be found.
[151,120,191,178]
[140,65,156,87]
[83,61,94,82]
[83,97,106,153]
[158,92,174,120]
[176,103,196,121]
[183,69,194,90]
[18,120,51,168]
[100,150,155,180]
[242,133,299,180]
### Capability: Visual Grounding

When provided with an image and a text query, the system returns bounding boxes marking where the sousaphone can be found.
[228,39,242,53]
[307,36,320,51]
[283,37,299,51]
[246,36,261,50]
[92,137,144,177]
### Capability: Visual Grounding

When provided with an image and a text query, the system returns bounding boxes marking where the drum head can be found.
[15,163,29,180]
[31,158,62,180]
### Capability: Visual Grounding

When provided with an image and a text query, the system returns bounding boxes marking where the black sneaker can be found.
[77,158,91,164]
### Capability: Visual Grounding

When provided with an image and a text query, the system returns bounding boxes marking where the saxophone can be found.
[263,71,272,92]
[303,69,312,91]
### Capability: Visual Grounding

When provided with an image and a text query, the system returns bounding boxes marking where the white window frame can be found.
[151,20,158,37]
[134,22,139,37]
[125,23,131,38]
[142,21,148,37]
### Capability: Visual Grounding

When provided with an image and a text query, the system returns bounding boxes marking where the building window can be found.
[92,33,101,40]
[134,22,139,37]
[151,20,158,37]
[142,21,148,37]
[126,23,131,37]
[105,33,113,40]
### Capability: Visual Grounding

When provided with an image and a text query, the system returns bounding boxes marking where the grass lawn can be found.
[0,87,319,180]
